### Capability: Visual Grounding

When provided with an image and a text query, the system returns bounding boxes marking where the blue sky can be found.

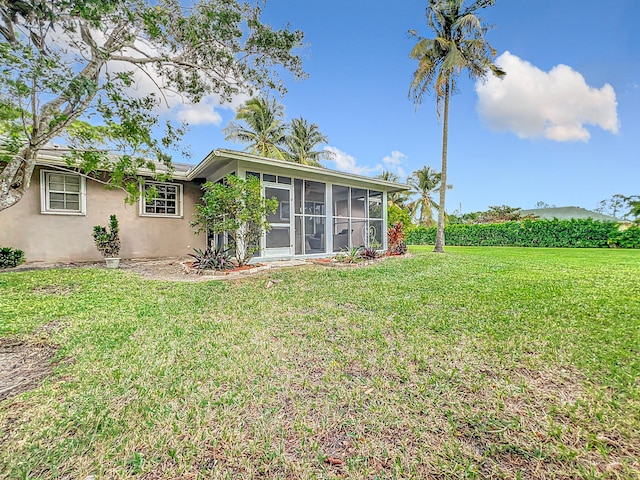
[176,0,639,214]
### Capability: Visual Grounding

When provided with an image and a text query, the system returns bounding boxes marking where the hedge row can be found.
[405,219,636,248]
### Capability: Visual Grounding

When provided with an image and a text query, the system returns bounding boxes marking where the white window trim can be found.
[139,181,184,218]
[40,169,86,216]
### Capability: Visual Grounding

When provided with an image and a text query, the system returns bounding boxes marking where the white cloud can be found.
[476,51,619,142]
[382,150,407,178]
[323,146,382,176]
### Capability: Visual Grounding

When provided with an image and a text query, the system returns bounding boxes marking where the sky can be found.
[169,0,640,214]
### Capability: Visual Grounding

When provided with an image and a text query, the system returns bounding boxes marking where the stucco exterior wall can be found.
[0,167,206,263]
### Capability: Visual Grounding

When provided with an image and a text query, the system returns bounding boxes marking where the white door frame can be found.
[263,182,293,257]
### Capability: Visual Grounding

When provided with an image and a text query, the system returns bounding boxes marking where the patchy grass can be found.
[0,246,638,479]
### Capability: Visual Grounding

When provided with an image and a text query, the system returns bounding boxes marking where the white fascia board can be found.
[187,149,409,192]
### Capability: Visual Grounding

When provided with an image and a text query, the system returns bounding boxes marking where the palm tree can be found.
[376,171,410,209]
[409,0,505,252]
[223,97,288,160]
[284,117,333,166]
[407,166,447,226]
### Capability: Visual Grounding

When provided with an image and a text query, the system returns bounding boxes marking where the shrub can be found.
[93,215,121,258]
[188,247,234,272]
[0,246,25,268]
[406,219,621,248]
[387,204,413,229]
[608,226,640,249]
[359,246,381,260]
[388,222,408,255]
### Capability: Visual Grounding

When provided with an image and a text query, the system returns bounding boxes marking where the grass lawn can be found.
[0,246,639,479]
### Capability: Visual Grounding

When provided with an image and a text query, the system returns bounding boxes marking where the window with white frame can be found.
[140,182,183,217]
[40,170,86,215]
[332,185,383,252]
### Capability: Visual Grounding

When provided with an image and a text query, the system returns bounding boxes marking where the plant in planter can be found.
[93,215,121,268]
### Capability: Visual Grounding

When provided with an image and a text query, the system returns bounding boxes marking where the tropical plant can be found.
[191,174,278,266]
[336,246,362,264]
[93,215,121,258]
[407,166,449,226]
[359,246,381,260]
[284,117,333,166]
[224,97,289,160]
[0,0,304,212]
[188,247,233,272]
[409,0,505,252]
[388,222,408,255]
[0,246,25,268]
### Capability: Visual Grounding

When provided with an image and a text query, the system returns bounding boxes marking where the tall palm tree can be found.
[409,0,505,252]
[407,166,447,226]
[285,117,333,166]
[223,97,288,160]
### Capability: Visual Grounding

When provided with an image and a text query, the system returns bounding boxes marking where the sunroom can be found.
[190,149,408,260]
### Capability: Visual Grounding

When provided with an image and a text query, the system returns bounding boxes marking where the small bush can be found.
[93,215,121,258]
[0,247,25,268]
[359,246,381,260]
[188,247,233,272]
[388,222,408,255]
[608,226,640,249]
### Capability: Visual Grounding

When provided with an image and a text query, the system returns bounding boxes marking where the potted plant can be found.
[93,215,121,268]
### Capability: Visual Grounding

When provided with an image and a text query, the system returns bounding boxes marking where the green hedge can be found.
[406,219,626,248]
[608,226,640,249]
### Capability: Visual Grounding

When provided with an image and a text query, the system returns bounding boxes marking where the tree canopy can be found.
[284,117,332,166]
[223,97,289,160]
[407,165,449,226]
[224,97,332,166]
[0,0,305,211]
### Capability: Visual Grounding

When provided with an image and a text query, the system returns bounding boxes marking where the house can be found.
[0,147,408,263]
[520,207,621,222]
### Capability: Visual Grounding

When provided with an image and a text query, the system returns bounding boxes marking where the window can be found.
[332,185,384,251]
[140,182,183,217]
[40,170,86,215]
[294,180,326,254]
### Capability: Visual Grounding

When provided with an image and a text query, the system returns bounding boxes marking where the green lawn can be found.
[1,247,638,479]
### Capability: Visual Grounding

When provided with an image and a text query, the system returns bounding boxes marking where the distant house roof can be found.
[521,206,620,222]
[36,145,409,193]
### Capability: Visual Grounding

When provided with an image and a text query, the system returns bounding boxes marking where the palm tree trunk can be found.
[434,78,450,253]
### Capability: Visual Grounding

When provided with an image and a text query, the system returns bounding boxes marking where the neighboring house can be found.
[520,207,621,222]
[0,147,408,263]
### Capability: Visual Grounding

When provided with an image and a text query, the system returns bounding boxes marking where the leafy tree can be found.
[284,117,333,166]
[630,200,640,225]
[409,0,505,252]
[407,166,449,226]
[387,203,414,229]
[191,174,278,266]
[475,205,526,223]
[224,97,289,160]
[535,201,555,208]
[0,0,304,211]
[595,194,640,221]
